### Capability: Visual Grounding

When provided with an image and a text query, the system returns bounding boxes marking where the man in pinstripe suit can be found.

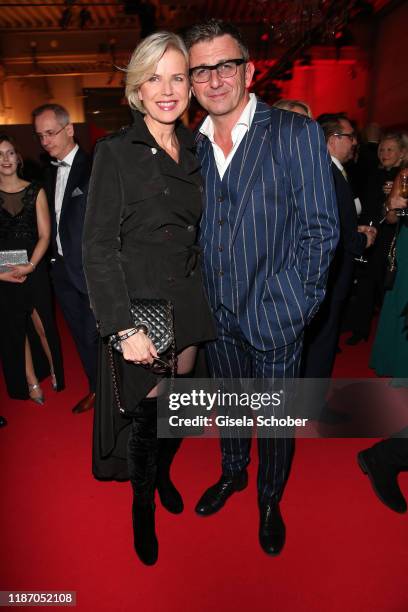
[185,20,339,555]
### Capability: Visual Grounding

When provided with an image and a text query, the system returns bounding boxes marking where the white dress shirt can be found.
[55,144,78,256]
[199,93,257,179]
[331,155,362,216]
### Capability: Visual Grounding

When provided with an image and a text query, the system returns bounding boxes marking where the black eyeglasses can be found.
[189,58,246,83]
[333,132,357,141]
[35,124,67,142]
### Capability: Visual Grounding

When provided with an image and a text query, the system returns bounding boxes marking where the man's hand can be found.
[358,225,377,248]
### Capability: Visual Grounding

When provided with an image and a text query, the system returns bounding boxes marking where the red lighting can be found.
[260,33,269,42]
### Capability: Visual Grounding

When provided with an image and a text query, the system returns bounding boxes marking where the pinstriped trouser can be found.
[205,305,302,503]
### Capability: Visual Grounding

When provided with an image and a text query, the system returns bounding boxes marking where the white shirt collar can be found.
[59,144,79,166]
[331,155,345,173]
[199,93,257,143]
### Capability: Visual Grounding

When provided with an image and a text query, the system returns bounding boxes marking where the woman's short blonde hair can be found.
[125,31,189,113]
[273,99,312,118]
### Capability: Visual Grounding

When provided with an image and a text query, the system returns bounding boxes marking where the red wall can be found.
[281,56,369,124]
[255,3,407,131]
[368,2,408,129]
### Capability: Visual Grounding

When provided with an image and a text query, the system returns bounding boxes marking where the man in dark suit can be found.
[32,104,97,414]
[302,113,376,379]
[185,20,339,555]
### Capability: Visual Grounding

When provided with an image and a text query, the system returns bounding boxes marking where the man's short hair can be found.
[184,19,250,61]
[32,103,70,126]
[316,113,350,142]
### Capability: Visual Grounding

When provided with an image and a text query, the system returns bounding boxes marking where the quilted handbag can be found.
[109,298,174,354]
[107,299,176,415]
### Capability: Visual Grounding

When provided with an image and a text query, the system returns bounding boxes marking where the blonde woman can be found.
[83,32,215,565]
[272,98,312,118]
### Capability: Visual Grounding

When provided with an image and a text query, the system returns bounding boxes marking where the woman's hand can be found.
[358,225,377,248]
[387,194,407,212]
[118,328,158,364]
[8,263,35,278]
[0,269,27,283]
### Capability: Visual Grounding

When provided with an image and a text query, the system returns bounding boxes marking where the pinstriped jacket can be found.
[196,99,339,351]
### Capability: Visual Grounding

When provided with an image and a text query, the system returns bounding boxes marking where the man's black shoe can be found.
[0,416,7,428]
[195,470,248,516]
[357,449,407,513]
[72,391,95,414]
[259,501,286,556]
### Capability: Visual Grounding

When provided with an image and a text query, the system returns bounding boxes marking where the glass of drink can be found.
[393,172,408,216]
[400,172,408,199]
[383,180,394,196]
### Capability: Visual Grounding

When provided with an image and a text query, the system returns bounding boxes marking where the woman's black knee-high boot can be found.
[156,372,191,514]
[127,397,159,565]
[156,437,183,513]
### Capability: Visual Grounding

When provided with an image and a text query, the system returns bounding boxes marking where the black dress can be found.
[348,166,400,338]
[83,112,216,480]
[0,183,64,399]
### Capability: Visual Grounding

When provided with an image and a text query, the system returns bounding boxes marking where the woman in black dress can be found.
[83,32,215,566]
[0,134,64,404]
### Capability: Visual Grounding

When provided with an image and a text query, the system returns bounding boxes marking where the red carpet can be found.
[1,319,408,612]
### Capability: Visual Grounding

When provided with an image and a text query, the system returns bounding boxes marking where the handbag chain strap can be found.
[167,300,177,388]
[108,342,126,414]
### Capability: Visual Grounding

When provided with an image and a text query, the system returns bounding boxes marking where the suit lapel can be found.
[60,149,81,222]
[49,164,57,206]
[230,101,273,244]
[49,165,58,246]
[333,163,358,224]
